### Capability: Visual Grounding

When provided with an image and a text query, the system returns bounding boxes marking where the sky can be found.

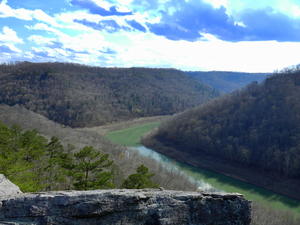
[1,0,300,72]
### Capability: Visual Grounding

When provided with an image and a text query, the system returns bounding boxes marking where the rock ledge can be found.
[0,189,251,225]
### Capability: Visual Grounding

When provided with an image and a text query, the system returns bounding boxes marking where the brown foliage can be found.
[147,71,300,179]
[251,202,300,225]
[0,62,218,127]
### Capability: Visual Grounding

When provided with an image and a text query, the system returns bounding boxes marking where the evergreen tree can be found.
[44,136,68,190]
[70,146,114,190]
[121,164,159,189]
[0,122,47,191]
[0,122,119,192]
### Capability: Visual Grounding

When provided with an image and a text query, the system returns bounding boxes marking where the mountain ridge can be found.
[0,62,218,127]
[186,71,269,93]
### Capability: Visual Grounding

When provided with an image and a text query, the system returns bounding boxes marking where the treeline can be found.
[0,121,158,192]
[0,62,218,127]
[144,69,300,179]
[186,71,269,93]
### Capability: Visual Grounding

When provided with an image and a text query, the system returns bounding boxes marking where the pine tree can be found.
[70,146,114,190]
[121,164,159,189]
[44,136,68,190]
[0,122,47,191]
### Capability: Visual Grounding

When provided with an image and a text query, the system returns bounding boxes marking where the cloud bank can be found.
[1,0,300,72]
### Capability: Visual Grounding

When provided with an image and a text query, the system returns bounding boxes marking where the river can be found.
[129,145,300,215]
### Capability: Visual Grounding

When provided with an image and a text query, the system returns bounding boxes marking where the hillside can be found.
[143,70,300,198]
[186,71,269,93]
[0,104,197,191]
[0,62,218,127]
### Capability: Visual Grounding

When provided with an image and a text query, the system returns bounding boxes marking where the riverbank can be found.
[142,136,300,202]
[101,119,300,217]
[132,145,300,214]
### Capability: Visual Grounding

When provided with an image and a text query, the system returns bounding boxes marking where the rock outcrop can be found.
[0,174,22,196]
[0,189,251,225]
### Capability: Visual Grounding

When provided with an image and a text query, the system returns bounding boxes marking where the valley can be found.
[1,62,300,224]
[101,120,300,218]
[2,0,300,223]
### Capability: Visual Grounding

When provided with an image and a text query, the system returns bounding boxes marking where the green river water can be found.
[130,146,300,215]
[106,122,300,216]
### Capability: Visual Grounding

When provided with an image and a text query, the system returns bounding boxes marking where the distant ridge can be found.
[0,62,218,127]
[186,71,269,93]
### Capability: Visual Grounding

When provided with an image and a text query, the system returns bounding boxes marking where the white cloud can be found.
[25,21,300,72]
[56,10,104,25]
[55,9,150,32]
[277,1,300,18]
[0,0,32,20]
[0,26,23,61]
[0,26,23,44]
[28,35,56,45]
[26,21,111,61]
[103,31,300,72]
[203,0,228,8]
[26,23,65,37]
[32,9,59,26]
[0,43,21,53]
[227,0,300,18]
[0,0,58,26]
[1,0,300,72]
[32,46,70,59]
[290,4,300,17]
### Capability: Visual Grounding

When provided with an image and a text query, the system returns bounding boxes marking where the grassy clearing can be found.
[105,121,160,146]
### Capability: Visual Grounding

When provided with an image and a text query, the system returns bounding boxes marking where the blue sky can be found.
[1,0,300,72]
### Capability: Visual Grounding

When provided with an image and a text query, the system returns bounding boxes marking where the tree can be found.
[19,129,47,162]
[44,136,68,190]
[70,146,114,190]
[121,164,159,189]
[0,122,47,192]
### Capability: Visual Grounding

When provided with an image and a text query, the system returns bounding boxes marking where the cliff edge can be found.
[0,189,251,225]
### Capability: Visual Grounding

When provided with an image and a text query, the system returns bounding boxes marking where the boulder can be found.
[0,174,22,196]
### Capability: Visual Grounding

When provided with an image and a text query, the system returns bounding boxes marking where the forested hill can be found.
[0,62,218,127]
[186,71,269,93]
[0,104,197,191]
[144,70,300,181]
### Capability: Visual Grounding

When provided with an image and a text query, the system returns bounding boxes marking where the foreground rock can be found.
[0,174,22,196]
[0,189,251,225]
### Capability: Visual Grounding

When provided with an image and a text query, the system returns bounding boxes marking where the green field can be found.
[105,121,160,146]
[106,121,300,216]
